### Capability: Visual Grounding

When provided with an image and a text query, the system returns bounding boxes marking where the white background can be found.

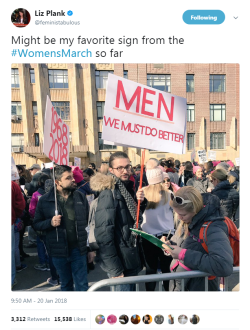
[3,1,249,329]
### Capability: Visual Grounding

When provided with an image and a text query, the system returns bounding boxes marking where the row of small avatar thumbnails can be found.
[95,314,200,325]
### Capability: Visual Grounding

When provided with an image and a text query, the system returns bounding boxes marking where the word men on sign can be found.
[102,74,187,154]
[43,96,70,165]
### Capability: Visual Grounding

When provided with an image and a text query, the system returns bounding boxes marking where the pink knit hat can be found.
[193,166,201,174]
[71,166,83,183]
[212,161,221,167]
[146,166,164,185]
[227,161,234,168]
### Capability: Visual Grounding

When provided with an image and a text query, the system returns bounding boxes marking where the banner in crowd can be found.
[197,150,207,163]
[43,162,54,169]
[11,157,19,180]
[74,157,81,167]
[102,74,187,154]
[43,96,70,165]
[235,158,240,166]
[191,149,196,162]
[208,150,216,160]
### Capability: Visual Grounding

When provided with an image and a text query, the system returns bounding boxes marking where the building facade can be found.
[11,63,239,168]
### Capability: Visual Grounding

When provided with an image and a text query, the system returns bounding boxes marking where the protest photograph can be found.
[11,63,239,292]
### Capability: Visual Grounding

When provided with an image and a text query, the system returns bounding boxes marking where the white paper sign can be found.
[44,162,54,169]
[102,74,187,154]
[74,157,81,167]
[235,158,240,166]
[11,157,19,180]
[43,96,70,165]
[208,150,216,161]
[197,150,207,164]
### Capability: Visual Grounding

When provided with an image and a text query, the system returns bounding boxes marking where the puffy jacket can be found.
[11,181,26,225]
[169,194,233,291]
[211,180,239,219]
[90,173,146,277]
[29,187,46,218]
[33,187,89,257]
[186,176,214,193]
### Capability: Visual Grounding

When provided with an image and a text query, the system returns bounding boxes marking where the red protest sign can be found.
[43,96,70,165]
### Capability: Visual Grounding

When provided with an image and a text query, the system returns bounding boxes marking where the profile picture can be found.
[142,314,152,324]
[178,315,188,325]
[11,8,31,27]
[154,314,164,325]
[107,314,117,325]
[131,314,141,325]
[190,314,200,325]
[168,314,174,324]
[119,314,129,325]
[95,314,105,325]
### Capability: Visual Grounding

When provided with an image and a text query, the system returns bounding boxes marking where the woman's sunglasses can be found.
[170,192,192,205]
[163,179,171,183]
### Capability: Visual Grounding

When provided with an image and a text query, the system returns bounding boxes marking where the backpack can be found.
[88,189,117,251]
[199,216,239,267]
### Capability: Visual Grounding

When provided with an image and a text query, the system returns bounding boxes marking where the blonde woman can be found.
[140,166,175,291]
[161,186,233,291]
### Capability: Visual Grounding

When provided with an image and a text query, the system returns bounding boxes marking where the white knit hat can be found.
[146,166,164,185]
[11,169,20,181]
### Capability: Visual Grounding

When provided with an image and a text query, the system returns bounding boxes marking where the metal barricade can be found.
[87,267,239,292]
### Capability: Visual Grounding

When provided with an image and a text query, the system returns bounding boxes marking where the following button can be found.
[183,10,225,24]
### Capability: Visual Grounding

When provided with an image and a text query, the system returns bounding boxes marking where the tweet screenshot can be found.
[5,1,248,329]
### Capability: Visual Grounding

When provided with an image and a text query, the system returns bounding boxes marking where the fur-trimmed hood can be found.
[90,172,115,192]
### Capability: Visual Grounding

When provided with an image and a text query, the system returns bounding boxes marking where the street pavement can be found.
[13,234,239,292]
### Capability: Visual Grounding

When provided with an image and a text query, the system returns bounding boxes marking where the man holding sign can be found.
[33,165,91,291]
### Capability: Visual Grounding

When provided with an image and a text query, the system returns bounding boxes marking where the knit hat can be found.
[193,166,201,174]
[212,161,221,167]
[146,166,164,185]
[71,166,83,183]
[216,162,230,172]
[227,161,234,168]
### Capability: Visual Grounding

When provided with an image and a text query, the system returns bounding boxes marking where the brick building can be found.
[11,63,239,168]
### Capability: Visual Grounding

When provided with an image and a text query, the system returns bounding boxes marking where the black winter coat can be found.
[211,180,239,219]
[90,173,146,277]
[33,187,89,257]
[186,176,214,193]
[169,194,233,291]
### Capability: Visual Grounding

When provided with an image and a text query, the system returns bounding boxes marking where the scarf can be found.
[108,172,143,247]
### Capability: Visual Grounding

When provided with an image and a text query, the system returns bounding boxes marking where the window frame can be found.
[210,104,226,122]
[210,132,226,150]
[30,69,35,83]
[186,74,194,92]
[95,70,114,89]
[98,132,117,150]
[52,101,70,120]
[11,101,22,119]
[147,74,171,92]
[11,68,20,88]
[209,74,226,92]
[187,104,195,122]
[187,133,195,150]
[97,101,105,120]
[48,69,69,89]
[11,133,24,151]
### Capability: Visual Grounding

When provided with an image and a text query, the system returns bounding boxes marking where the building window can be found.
[11,134,24,152]
[147,74,171,92]
[32,101,38,116]
[123,71,128,79]
[97,102,105,120]
[210,75,226,92]
[11,68,20,88]
[187,133,195,150]
[186,74,194,92]
[48,70,69,88]
[30,69,35,83]
[210,132,226,149]
[98,132,117,150]
[95,70,113,89]
[34,133,39,146]
[52,102,70,120]
[187,104,195,122]
[210,104,226,121]
[11,102,22,119]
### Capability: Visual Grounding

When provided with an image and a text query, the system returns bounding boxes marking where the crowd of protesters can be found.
[11,153,239,291]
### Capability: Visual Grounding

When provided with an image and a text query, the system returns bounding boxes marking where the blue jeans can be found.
[52,249,88,291]
[11,225,16,286]
[37,235,49,264]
